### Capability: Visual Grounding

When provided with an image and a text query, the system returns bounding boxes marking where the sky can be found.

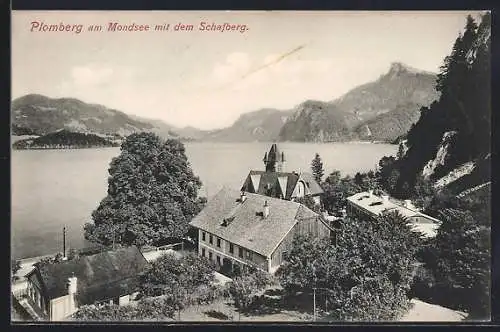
[12,11,483,130]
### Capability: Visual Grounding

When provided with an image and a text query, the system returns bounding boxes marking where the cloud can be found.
[70,64,115,86]
[212,52,251,85]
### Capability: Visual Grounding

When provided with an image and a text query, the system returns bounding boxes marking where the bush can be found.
[139,253,215,297]
[72,298,176,321]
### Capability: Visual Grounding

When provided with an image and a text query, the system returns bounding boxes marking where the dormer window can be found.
[221,216,235,227]
[297,181,305,197]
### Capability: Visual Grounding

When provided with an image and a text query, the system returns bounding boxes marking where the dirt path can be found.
[399,299,467,322]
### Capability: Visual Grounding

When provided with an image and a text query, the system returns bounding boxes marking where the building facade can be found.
[241,144,324,206]
[190,187,333,275]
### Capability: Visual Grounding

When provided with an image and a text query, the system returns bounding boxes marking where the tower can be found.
[263,144,285,172]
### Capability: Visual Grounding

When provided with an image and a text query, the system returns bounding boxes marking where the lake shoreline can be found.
[12,142,398,259]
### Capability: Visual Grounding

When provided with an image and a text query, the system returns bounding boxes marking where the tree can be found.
[376,156,398,194]
[420,208,490,317]
[397,143,406,160]
[276,211,423,321]
[11,260,21,282]
[33,252,67,269]
[311,153,324,183]
[411,175,436,210]
[388,13,490,191]
[139,252,215,297]
[354,171,380,193]
[229,275,256,320]
[294,196,321,213]
[67,248,80,261]
[84,133,205,247]
[228,269,273,319]
[321,172,361,215]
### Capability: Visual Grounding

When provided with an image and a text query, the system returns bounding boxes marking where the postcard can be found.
[11,10,491,323]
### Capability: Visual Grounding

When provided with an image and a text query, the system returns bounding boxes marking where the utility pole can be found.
[312,261,317,322]
[313,287,316,322]
[63,225,67,259]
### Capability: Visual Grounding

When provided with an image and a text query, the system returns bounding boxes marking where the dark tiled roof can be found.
[298,172,324,195]
[241,170,323,199]
[32,246,147,305]
[189,187,319,257]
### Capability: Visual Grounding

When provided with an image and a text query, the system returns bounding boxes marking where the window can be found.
[209,234,213,244]
[297,181,305,197]
[281,251,287,262]
[202,232,206,241]
[217,238,221,248]
[229,243,234,254]
[209,252,213,260]
[246,250,253,260]
[216,256,221,265]
[238,247,243,258]
[201,248,205,257]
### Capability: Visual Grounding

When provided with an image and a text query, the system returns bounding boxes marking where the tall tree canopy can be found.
[277,211,423,321]
[311,153,325,183]
[386,13,491,194]
[418,195,491,318]
[84,133,205,247]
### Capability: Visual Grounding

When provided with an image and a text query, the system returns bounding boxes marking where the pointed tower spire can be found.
[264,143,285,172]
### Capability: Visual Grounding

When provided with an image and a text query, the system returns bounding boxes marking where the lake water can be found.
[11,142,397,259]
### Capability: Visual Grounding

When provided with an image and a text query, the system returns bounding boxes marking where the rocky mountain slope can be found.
[12,94,155,137]
[278,100,357,142]
[391,13,491,195]
[11,62,440,144]
[11,94,197,140]
[279,62,439,142]
[203,108,294,142]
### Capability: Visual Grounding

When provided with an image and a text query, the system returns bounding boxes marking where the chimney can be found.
[263,200,270,218]
[240,192,247,203]
[368,189,374,197]
[382,195,389,202]
[404,199,413,209]
[68,273,78,295]
[67,273,78,314]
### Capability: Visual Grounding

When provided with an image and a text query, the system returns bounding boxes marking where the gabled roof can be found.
[241,170,323,199]
[28,246,148,305]
[346,191,441,238]
[189,187,320,257]
[298,172,324,196]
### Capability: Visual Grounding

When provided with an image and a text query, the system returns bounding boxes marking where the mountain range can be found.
[278,62,439,142]
[11,62,439,144]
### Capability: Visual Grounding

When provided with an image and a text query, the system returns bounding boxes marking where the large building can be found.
[346,190,441,238]
[189,187,334,274]
[23,246,148,321]
[240,144,324,205]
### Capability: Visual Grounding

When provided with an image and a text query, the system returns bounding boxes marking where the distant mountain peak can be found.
[386,62,435,78]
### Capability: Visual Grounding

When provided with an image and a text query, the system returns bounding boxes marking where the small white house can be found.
[24,246,148,321]
[346,191,441,238]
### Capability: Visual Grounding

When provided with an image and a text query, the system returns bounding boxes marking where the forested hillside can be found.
[380,13,491,197]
